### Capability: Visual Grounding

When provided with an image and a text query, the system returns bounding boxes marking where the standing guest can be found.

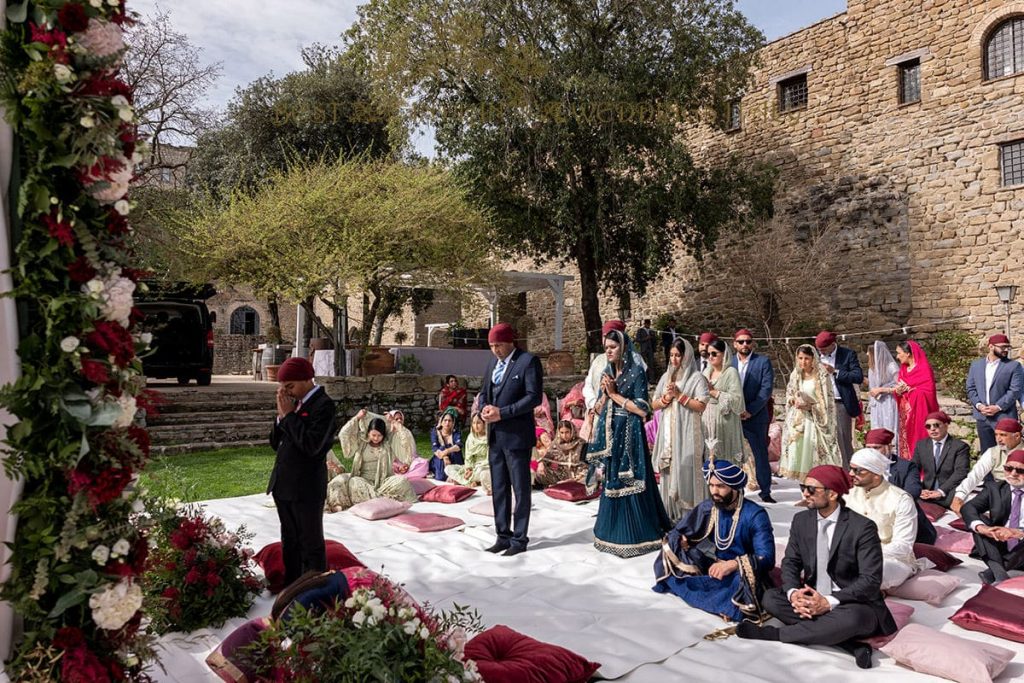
[736,465,897,670]
[701,339,745,463]
[587,328,671,556]
[661,316,680,367]
[479,323,544,556]
[846,448,921,590]
[697,332,718,373]
[534,420,588,488]
[962,449,1024,585]
[652,338,709,519]
[779,345,840,482]
[429,409,463,481]
[867,341,901,452]
[966,334,1023,453]
[866,428,936,544]
[733,329,777,503]
[911,412,971,509]
[330,410,418,510]
[815,331,864,469]
[881,341,939,460]
[268,357,337,588]
[445,412,492,493]
[635,319,657,384]
[582,320,647,411]
[653,460,775,622]
[952,417,1023,514]
[385,410,429,479]
[438,375,468,422]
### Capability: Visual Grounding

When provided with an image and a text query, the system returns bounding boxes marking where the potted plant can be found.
[396,354,422,374]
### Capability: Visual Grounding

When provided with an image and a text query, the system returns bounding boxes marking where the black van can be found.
[136,283,216,386]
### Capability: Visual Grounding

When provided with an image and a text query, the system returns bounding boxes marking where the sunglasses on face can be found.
[925,423,943,429]
[849,467,873,476]
[799,484,823,495]
[1004,465,1024,475]
[736,339,753,345]
[708,351,721,357]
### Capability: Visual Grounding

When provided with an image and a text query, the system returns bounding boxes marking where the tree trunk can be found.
[574,237,603,352]
[302,296,314,341]
[305,298,332,338]
[267,296,281,330]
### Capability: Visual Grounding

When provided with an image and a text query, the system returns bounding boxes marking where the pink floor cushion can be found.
[879,623,1015,683]
[387,512,465,532]
[543,481,600,502]
[469,500,494,516]
[919,501,947,523]
[934,527,975,555]
[860,599,914,649]
[402,458,430,479]
[465,624,601,683]
[995,575,1024,598]
[408,477,435,496]
[420,484,476,503]
[348,498,413,520]
[949,583,1024,644]
[255,540,364,594]
[913,543,962,572]
[887,569,962,607]
[206,617,272,682]
[948,517,968,532]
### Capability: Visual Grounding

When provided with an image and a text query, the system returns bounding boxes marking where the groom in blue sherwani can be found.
[479,323,544,556]
[732,328,776,503]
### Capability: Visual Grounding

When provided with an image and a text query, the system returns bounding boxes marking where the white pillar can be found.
[294,303,307,358]
[547,278,565,350]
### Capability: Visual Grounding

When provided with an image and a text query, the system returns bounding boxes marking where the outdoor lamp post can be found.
[617,292,632,322]
[995,283,1018,337]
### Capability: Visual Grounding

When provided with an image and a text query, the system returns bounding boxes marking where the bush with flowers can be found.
[142,501,263,634]
[241,573,483,682]
[0,0,160,678]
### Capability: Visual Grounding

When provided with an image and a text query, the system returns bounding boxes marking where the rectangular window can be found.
[777,74,807,113]
[1001,140,1024,187]
[725,99,741,131]
[898,59,921,104]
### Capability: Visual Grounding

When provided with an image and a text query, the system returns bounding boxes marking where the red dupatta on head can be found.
[896,341,939,459]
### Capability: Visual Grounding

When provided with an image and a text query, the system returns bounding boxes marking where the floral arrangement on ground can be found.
[0,0,158,679]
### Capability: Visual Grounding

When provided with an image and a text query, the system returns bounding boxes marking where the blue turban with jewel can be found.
[702,459,747,490]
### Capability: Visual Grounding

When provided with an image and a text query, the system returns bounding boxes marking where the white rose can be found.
[111,95,129,108]
[113,393,137,428]
[419,626,430,639]
[403,621,418,635]
[60,336,80,353]
[80,115,96,129]
[140,332,152,345]
[117,107,134,123]
[107,0,119,5]
[91,545,110,565]
[85,278,104,295]
[111,538,130,557]
[89,580,143,631]
[89,0,102,6]
[351,611,366,627]
[53,63,74,83]
[344,596,357,609]
[114,199,130,216]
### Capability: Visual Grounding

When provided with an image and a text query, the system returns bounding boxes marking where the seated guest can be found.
[534,420,589,488]
[911,411,970,509]
[962,449,1024,585]
[845,448,921,590]
[445,412,492,493]
[429,408,463,481]
[952,418,1023,514]
[652,459,775,622]
[737,465,897,669]
[558,382,587,433]
[534,393,555,436]
[530,428,552,484]
[385,410,429,479]
[329,410,417,511]
[865,427,936,543]
[438,375,468,421]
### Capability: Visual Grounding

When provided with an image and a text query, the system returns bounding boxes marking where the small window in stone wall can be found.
[724,99,742,131]
[985,17,1024,80]
[777,74,807,113]
[230,306,259,335]
[1000,140,1024,187]
[898,59,920,104]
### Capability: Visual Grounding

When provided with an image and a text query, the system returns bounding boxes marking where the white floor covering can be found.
[152,478,1024,682]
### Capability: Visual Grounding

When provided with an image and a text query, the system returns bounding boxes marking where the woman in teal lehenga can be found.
[587,329,672,557]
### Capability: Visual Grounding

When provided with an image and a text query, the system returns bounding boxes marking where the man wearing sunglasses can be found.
[737,465,895,669]
[952,417,1023,514]
[966,333,1023,452]
[910,412,970,509]
[732,328,776,504]
[961,450,1024,584]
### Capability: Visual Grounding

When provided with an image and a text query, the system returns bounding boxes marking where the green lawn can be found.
[141,435,437,502]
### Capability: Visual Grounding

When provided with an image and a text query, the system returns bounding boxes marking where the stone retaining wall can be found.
[212,334,265,375]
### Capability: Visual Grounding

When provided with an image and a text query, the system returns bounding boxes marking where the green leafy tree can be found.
[348,0,777,349]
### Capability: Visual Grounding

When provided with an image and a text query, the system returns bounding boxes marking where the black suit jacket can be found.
[267,386,337,502]
[911,437,971,507]
[480,348,544,452]
[781,505,897,635]
[830,345,864,418]
[888,457,922,499]
[962,479,1017,529]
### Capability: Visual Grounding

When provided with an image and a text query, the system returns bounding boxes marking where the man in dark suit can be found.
[634,319,656,384]
[910,411,971,509]
[479,323,544,556]
[815,331,864,468]
[962,449,1024,584]
[966,333,1023,452]
[660,316,679,369]
[268,357,337,587]
[865,428,936,544]
[732,328,776,503]
[737,465,897,669]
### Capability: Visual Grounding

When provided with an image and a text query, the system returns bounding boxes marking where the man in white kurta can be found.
[845,448,920,590]
[952,418,1022,513]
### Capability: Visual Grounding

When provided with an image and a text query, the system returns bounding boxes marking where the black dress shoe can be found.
[759,494,778,504]
[485,542,510,553]
[735,622,779,641]
[979,568,997,585]
[501,546,526,557]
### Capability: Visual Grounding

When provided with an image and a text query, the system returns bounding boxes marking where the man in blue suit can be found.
[732,328,776,503]
[479,322,544,556]
[966,333,1023,453]
[815,330,864,469]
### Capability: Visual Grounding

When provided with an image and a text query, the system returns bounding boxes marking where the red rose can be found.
[184,567,202,585]
[68,467,131,507]
[68,256,97,283]
[169,530,192,551]
[80,358,110,384]
[104,560,133,577]
[107,209,129,235]
[53,626,85,650]
[57,3,89,32]
[77,76,132,101]
[205,573,222,588]
[60,645,112,683]
[29,22,67,48]
[86,321,135,367]
[161,586,180,600]
[41,210,74,247]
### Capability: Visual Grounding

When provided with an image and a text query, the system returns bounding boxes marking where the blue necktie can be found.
[492,359,507,384]
[933,441,942,468]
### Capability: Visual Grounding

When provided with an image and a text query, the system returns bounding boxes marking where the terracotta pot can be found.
[361,347,395,376]
[264,364,281,382]
[545,351,576,376]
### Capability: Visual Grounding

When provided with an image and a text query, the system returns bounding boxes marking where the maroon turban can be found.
[814,330,837,348]
[1007,450,1024,466]
[989,334,1010,346]
[699,332,718,344]
[995,418,1022,434]
[277,357,314,382]
[734,328,753,340]
[487,323,517,344]
[864,428,895,446]
[601,320,626,336]
[806,465,851,496]
[925,410,951,425]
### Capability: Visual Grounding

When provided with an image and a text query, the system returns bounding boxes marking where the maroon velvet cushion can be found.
[861,599,914,649]
[543,482,600,502]
[206,617,272,682]
[255,540,364,594]
[465,625,600,683]
[919,501,947,523]
[419,484,476,503]
[948,517,968,532]
[949,583,1024,643]
[913,543,962,572]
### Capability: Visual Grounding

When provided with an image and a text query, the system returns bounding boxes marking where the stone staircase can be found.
[145,384,279,455]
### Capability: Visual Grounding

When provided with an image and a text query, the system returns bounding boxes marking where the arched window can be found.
[229,306,259,335]
[985,17,1024,80]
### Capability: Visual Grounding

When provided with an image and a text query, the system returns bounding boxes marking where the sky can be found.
[131,0,848,156]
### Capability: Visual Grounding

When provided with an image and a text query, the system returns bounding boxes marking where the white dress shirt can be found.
[819,349,842,400]
[788,505,842,608]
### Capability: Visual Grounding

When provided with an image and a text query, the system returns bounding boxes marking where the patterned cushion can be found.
[348,498,413,520]
[419,484,476,503]
[887,569,962,607]
[879,624,1014,683]
[206,617,272,682]
[913,543,962,572]
[386,512,465,532]
[254,540,364,594]
[465,624,600,683]
[949,583,1024,643]
[543,482,600,502]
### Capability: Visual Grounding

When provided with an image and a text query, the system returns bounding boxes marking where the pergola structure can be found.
[474,271,575,350]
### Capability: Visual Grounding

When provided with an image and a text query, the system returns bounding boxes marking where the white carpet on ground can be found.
[152,479,1024,682]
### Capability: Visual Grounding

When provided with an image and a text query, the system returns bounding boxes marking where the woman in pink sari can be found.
[888,341,939,460]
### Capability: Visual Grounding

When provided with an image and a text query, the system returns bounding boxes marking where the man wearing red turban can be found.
[952,417,1023,514]
[909,412,970,510]
[962,449,1024,584]
[966,333,1023,452]
[268,356,338,587]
